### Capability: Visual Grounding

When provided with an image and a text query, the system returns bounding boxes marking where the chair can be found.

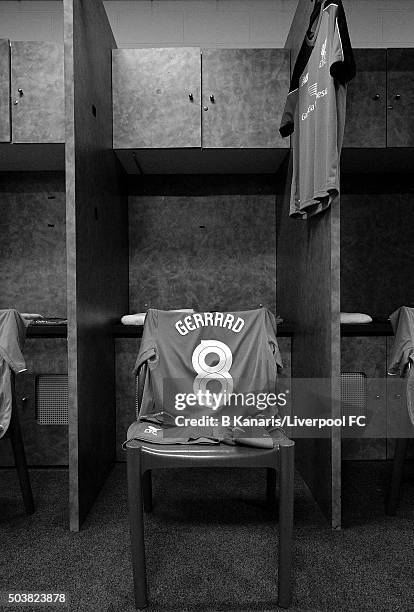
[126,335,295,609]
[4,370,35,515]
[385,365,414,516]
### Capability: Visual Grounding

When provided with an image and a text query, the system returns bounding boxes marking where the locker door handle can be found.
[14,88,24,105]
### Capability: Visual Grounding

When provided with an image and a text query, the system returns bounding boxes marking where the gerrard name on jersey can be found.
[175,312,245,336]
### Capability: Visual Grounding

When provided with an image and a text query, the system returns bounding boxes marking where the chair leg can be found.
[266,467,277,513]
[127,447,148,609]
[386,438,409,516]
[143,470,153,513]
[8,405,34,515]
[277,442,294,609]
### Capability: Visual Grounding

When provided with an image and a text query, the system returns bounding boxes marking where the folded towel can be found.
[21,313,44,320]
[340,312,373,325]
[121,309,194,326]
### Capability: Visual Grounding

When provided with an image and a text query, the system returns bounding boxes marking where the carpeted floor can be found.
[1,461,413,612]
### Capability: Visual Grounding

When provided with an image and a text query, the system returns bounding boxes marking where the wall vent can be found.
[35,375,68,425]
[341,372,367,418]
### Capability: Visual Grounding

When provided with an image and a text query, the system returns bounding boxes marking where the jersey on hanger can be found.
[133,308,282,427]
[280,0,355,219]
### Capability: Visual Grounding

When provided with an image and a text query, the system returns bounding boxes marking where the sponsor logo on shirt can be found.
[319,38,327,68]
[301,72,309,87]
[301,82,328,121]
[144,425,161,435]
[308,83,328,99]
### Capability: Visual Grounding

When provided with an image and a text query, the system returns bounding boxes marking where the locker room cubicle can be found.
[1,0,414,530]
[278,0,414,529]
[0,0,129,531]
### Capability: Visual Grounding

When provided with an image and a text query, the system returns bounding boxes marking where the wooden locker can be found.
[11,41,64,144]
[112,48,201,149]
[343,49,386,148]
[201,48,290,149]
[387,48,414,147]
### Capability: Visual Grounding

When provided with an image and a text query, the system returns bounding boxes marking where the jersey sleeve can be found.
[279,88,298,138]
[132,309,159,375]
[264,309,283,371]
[388,307,414,376]
[329,0,356,84]
[0,309,29,374]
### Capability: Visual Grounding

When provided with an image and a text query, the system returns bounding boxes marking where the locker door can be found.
[201,48,290,148]
[0,39,10,143]
[343,49,386,148]
[11,41,64,143]
[112,48,201,148]
[387,49,414,147]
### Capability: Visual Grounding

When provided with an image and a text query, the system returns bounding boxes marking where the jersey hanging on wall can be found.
[133,308,282,428]
[280,0,355,219]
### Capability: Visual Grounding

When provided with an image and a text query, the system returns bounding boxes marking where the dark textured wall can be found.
[0,172,66,317]
[128,176,277,313]
[341,175,414,319]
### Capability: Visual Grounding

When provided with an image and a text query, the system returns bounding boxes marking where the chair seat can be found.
[126,429,292,470]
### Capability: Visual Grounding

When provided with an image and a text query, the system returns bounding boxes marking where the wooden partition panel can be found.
[277,154,341,528]
[0,39,10,142]
[64,0,128,531]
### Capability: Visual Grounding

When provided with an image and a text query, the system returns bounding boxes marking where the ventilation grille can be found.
[341,372,367,418]
[35,375,68,425]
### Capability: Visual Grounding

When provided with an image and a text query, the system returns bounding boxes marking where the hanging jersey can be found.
[388,306,414,426]
[280,0,355,219]
[133,308,282,429]
[0,309,29,439]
